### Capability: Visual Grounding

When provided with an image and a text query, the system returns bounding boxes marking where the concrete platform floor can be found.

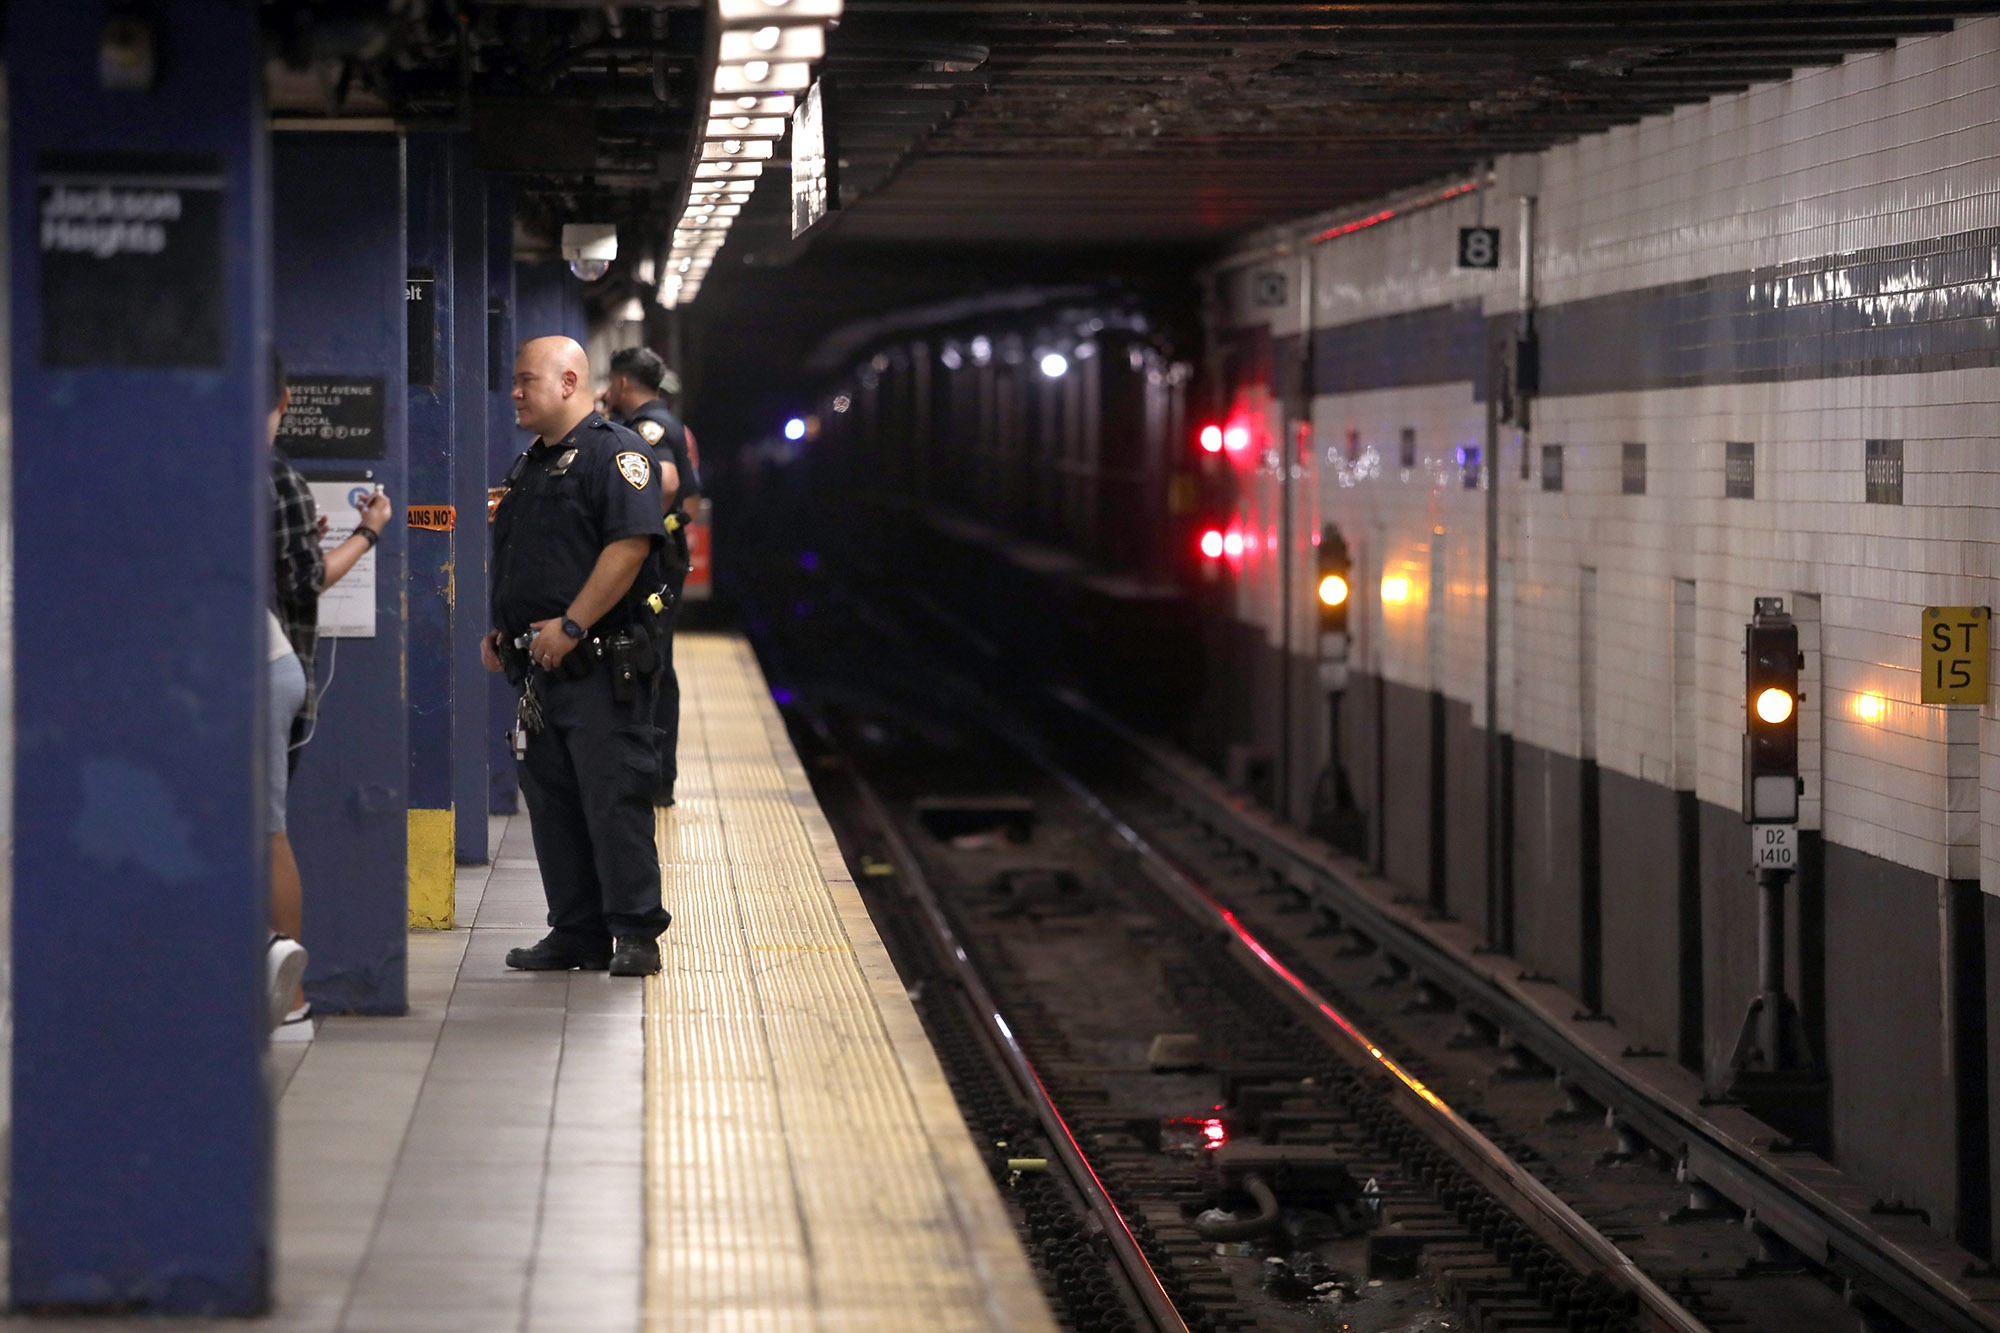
[1,814,646,1333]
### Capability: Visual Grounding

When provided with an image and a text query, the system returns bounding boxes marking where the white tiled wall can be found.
[1214,17,2000,886]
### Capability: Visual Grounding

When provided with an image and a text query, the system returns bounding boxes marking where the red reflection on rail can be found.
[1216,907,1452,1115]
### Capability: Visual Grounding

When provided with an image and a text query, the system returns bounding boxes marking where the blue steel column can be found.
[450,142,489,863]
[273,132,410,1014]
[405,133,456,924]
[518,257,588,344]
[487,181,521,815]
[8,2,271,1311]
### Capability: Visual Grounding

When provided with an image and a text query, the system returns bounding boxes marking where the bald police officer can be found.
[483,336,672,976]
[606,347,700,808]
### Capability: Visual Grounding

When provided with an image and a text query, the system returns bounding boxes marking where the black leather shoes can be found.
[505,933,612,971]
[609,935,662,976]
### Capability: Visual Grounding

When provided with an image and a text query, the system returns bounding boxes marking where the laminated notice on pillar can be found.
[1752,823,1797,872]
[308,475,378,638]
[37,151,225,368]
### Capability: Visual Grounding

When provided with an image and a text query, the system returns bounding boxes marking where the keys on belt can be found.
[512,674,545,758]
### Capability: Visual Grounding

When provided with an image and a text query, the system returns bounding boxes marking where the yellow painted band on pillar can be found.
[407,807,455,929]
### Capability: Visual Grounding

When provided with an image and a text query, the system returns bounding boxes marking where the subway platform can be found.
[2,635,1050,1332]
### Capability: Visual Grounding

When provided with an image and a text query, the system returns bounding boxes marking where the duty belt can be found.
[504,622,662,701]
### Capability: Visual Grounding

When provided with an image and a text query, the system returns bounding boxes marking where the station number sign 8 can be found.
[1457,227,1501,269]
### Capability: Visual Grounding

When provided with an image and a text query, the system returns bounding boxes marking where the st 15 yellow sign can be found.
[1922,606,1989,705]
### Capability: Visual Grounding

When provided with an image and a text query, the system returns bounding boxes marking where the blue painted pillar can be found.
[450,143,489,864]
[404,133,456,924]
[487,182,521,816]
[272,132,409,1015]
[8,1,271,1311]
[518,257,588,345]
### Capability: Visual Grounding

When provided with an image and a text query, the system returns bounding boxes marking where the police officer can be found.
[606,347,701,808]
[482,336,672,976]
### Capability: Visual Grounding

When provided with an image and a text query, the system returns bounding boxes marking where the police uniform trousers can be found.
[652,553,689,802]
[516,664,672,945]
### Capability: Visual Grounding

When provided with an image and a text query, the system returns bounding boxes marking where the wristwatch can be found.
[560,617,585,640]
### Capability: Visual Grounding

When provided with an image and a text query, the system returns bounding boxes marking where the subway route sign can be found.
[1921,605,1989,705]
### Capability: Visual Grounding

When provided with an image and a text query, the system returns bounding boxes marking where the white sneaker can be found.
[266,936,307,1032]
[273,1002,315,1043]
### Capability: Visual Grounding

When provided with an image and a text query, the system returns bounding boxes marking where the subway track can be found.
[803,703,1681,1332]
[738,552,1994,1333]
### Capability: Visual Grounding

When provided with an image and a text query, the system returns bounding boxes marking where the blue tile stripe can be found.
[1288,227,2000,397]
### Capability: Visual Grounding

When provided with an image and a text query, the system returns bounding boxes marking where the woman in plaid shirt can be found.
[267,350,392,1033]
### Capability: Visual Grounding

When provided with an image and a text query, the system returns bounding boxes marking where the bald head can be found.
[512,336,595,441]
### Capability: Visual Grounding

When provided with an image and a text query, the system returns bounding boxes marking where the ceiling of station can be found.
[269,2,1999,256]
[785,0,1998,247]
[261,1,2000,432]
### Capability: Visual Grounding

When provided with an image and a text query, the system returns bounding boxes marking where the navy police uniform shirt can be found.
[619,399,700,511]
[491,412,664,638]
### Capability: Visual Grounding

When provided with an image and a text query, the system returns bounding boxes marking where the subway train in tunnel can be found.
[794,19,2000,1263]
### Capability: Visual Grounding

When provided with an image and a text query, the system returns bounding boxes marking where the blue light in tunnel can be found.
[799,550,820,572]
[784,417,806,441]
[772,687,795,705]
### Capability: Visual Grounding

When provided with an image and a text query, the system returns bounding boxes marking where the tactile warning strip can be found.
[644,634,1056,1332]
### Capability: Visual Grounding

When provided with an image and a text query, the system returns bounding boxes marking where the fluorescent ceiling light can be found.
[705,116,787,139]
[713,60,811,93]
[717,0,843,22]
[718,25,823,63]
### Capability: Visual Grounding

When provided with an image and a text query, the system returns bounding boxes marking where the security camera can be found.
[561,223,617,282]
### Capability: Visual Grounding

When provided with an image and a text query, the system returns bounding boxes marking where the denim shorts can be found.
[269,651,308,833]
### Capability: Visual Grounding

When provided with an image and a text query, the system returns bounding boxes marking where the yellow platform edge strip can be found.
[641,635,1058,1332]
[406,807,455,929]
[641,953,669,1327]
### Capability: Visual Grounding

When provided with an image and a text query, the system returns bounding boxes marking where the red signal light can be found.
[1201,1117,1228,1148]
[1222,530,1246,558]
[1198,424,1223,453]
[1198,528,1224,559]
[1223,425,1250,453]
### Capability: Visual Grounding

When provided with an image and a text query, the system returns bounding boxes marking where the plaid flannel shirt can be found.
[271,450,325,725]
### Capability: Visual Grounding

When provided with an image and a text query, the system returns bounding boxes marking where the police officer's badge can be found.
[616,451,652,490]
[635,420,666,446]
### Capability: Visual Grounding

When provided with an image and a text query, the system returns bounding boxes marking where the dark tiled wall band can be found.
[1280,226,2000,397]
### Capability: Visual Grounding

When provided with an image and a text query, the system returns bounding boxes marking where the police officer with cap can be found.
[606,347,700,808]
[483,335,672,976]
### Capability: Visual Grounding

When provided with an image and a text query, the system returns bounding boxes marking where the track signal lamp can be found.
[1743,598,1802,823]
[1316,524,1352,690]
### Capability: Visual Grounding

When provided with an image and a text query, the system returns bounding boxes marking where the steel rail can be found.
[824,741,1193,1333]
[1016,745,1712,1333]
[1059,690,2000,1333]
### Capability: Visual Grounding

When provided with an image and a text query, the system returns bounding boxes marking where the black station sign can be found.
[407,267,436,390]
[1457,226,1501,269]
[276,376,388,460]
[37,151,226,368]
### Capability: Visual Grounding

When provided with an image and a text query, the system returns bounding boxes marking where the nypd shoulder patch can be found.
[635,419,666,445]
[616,451,652,491]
